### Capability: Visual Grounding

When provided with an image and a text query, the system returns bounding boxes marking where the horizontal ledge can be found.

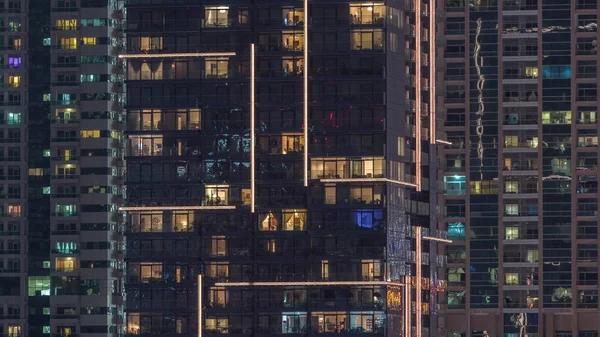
[119,52,236,59]
[119,205,236,211]
[320,178,418,188]
[422,236,452,243]
[214,281,405,287]
[436,139,452,145]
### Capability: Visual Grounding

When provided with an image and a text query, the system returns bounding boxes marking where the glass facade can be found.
[441,0,600,336]
[123,1,443,337]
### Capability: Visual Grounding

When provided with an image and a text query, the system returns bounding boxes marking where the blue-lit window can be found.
[447,222,466,240]
[543,65,571,79]
[350,209,384,229]
[444,175,466,195]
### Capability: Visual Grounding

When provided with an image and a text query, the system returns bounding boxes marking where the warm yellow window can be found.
[56,19,78,30]
[505,181,519,193]
[504,135,518,148]
[505,273,519,285]
[28,168,44,176]
[111,131,120,139]
[82,37,96,45]
[80,130,100,138]
[505,227,519,240]
[12,39,21,50]
[525,67,538,79]
[60,38,77,49]
[8,75,20,88]
[55,257,76,271]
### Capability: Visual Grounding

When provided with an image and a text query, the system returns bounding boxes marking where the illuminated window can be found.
[56,109,76,123]
[127,313,140,334]
[205,318,229,334]
[578,136,598,147]
[398,136,405,156]
[505,204,519,216]
[28,276,51,296]
[321,260,329,280]
[349,3,385,25]
[140,262,163,282]
[9,21,21,32]
[210,287,228,307]
[173,211,193,232]
[43,187,51,195]
[55,257,76,271]
[361,259,382,280]
[55,204,77,216]
[55,241,77,254]
[525,66,538,78]
[28,168,44,176]
[43,93,51,102]
[8,57,21,69]
[206,262,229,280]
[282,209,306,231]
[43,149,51,157]
[111,131,120,139]
[282,312,307,334]
[7,112,21,124]
[444,175,466,195]
[282,7,305,26]
[205,6,230,27]
[131,212,162,232]
[56,19,78,30]
[211,236,227,256]
[82,37,96,45]
[205,58,229,78]
[542,110,572,124]
[448,268,465,285]
[447,222,465,240]
[578,110,597,124]
[8,326,21,337]
[11,38,21,50]
[505,273,519,285]
[80,130,100,138]
[527,250,539,262]
[8,75,20,88]
[282,31,304,51]
[8,205,21,217]
[505,227,519,240]
[351,29,384,50]
[324,186,336,204]
[43,326,50,334]
[205,185,229,205]
[504,135,519,148]
[505,181,519,193]
[60,37,77,49]
[260,212,279,231]
[129,135,163,156]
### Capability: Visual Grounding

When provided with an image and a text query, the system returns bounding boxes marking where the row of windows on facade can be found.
[445,0,597,10]
[126,55,384,80]
[127,4,385,31]
[128,30,385,55]
[445,37,599,58]
[446,109,598,127]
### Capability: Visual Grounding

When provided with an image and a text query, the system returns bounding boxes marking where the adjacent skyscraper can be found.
[6,1,127,337]
[441,0,599,336]
[123,1,444,337]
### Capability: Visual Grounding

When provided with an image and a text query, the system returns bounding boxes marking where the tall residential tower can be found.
[122,1,445,337]
[441,0,600,336]
[3,1,127,337]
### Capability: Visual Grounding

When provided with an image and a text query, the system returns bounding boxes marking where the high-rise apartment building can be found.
[122,1,444,337]
[441,0,599,336]
[3,1,127,337]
